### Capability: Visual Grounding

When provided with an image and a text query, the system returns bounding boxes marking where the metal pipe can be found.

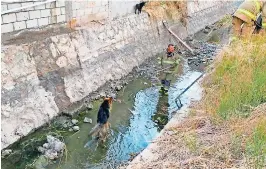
[162,20,194,54]
[175,72,204,100]
[1,0,56,15]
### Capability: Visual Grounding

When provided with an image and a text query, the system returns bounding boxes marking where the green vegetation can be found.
[201,35,266,168]
[246,121,266,169]
[205,35,266,119]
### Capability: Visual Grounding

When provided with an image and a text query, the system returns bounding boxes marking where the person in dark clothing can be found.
[159,79,171,96]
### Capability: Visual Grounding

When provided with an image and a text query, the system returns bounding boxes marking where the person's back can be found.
[234,0,262,23]
[232,0,264,36]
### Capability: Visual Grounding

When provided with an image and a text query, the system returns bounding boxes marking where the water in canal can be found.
[2,59,203,169]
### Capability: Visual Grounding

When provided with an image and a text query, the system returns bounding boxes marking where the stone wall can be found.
[1,0,66,33]
[1,0,140,34]
[1,13,172,150]
[186,1,239,35]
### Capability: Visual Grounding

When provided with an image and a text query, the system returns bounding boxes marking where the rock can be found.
[187,36,193,41]
[54,116,71,129]
[115,85,122,91]
[73,126,80,131]
[203,28,210,34]
[32,155,49,169]
[43,143,49,149]
[84,117,92,123]
[2,149,12,157]
[44,149,58,160]
[45,135,65,153]
[47,135,56,144]
[53,141,65,152]
[37,146,46,154]
[143,82,148,85]
[86,103,93,110]
[205,25,211,29]
[99,92,106,98]
[69,128,73,132]
[71,119,79,125]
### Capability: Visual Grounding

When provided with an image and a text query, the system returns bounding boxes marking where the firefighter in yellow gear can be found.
[259,2,266,34]
[232,0,266,37]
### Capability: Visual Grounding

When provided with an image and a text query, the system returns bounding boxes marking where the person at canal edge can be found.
[89,97,113,143]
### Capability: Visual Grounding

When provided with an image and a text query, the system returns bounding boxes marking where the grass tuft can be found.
[245,120,266,169]
[204,35,266,119]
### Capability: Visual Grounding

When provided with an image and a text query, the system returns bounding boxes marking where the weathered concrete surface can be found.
[1,13,173,150]
[186,1,239,35]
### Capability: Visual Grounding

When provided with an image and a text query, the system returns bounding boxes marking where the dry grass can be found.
[125,35,266,169]
[143,1,187,25]
[202,35,266,119]
[125,105,266,169]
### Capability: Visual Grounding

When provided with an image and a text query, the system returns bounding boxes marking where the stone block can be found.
[72,10,77,17]
[14,21,26,30]
[57,15,66,23]
[49,16,57,24]
[56,1,65,8]
[85,8,93,15]
[102,1,108,6]
[55,8,61,15]
[29,10,41,19]
[2,13,16,23]
[16,12,29,21]
[41,9,51,17]
[45,2,56,8]
[72,2,80,10]
[60,7,65,15]
[38,17,49,27]
[76,9,85,17]
[79,1,86,9]
[34,4,45,10]
[7,3,21,10]
[95,0,102,7]
[92,7,100,13]
[98,6,107,12]
[1,23,14,33]
[1,4,8,11]
[26,19,38,28]
[21,2,34,11]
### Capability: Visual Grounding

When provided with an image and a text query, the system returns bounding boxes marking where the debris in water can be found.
[1,149,12,158]
[71,119,79,125]
[84,117,92,123]
[37,135,65,160]
[73,126,80,131]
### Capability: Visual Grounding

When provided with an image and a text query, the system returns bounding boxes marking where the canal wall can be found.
[1,1,237,150]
